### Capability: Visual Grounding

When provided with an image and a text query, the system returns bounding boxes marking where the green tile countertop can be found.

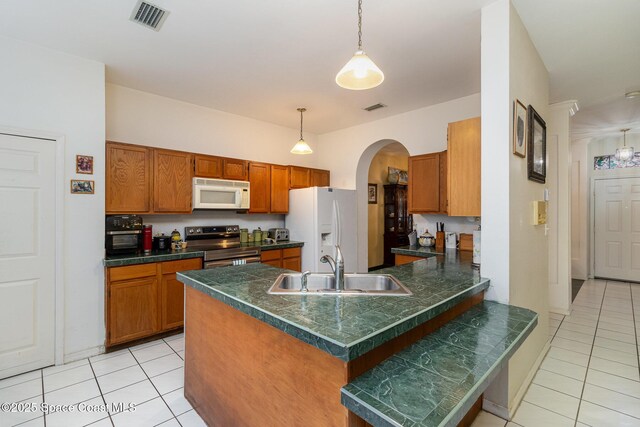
[341,301,537,427]
[103,248,206,267]
[241,240,304,250]
[391,245,445,258]
[177,257,490,361]
[103,241,304,267]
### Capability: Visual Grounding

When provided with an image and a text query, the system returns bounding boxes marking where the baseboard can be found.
[63,345,104,364]
[482,398,509,420]
[549,307,570,316]
[508,341,551,419]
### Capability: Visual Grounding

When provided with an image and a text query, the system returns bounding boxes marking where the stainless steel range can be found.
[184,225,261,269]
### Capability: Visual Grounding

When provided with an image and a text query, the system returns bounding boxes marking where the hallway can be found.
[474,279,640,426]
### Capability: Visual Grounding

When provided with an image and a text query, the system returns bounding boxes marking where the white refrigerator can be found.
[285,187,358,274]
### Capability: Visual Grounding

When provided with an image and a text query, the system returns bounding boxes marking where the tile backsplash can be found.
[413,214,480,237]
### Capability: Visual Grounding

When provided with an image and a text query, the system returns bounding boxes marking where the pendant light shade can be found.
[291,108,313,155]
[336,50,384,90]
[615,128,634,162]
[336,0,384,90]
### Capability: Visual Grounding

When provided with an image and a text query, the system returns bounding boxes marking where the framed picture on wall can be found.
[527,105,546,183]
[76,155,94,174]
[513,99,527,157]
[368,183,377,204]
[70,179,95,194]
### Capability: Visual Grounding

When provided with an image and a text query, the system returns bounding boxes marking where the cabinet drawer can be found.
[160,258,203,274]
[109,263,157,282]
[282,247,301,259]
[261,249,282,262]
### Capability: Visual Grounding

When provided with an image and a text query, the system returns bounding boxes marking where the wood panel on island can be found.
[407,116,480,217]
[105,258,202,347]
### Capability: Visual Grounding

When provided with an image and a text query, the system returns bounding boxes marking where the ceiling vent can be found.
[363,103,386,112]
[130,0,169,31]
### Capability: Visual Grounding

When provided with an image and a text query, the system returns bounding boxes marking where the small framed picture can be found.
[513,100,527,158]
[76,155,94,174]
[368,183,377,204]
[70,179,95,194]
[527,105,547,183]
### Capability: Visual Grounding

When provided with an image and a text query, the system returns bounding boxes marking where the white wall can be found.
[106,83,323,233]
[547,102,575,314]
[571,138,590,279]
[481,0,550,413]
[317,94,481,271]
[0,35,106,361]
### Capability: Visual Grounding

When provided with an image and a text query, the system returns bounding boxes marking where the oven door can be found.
[204,256,262,269]
[194,184,243,209]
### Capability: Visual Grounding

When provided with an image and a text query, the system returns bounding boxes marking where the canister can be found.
[240,228,249,243]
[252,229,262,242]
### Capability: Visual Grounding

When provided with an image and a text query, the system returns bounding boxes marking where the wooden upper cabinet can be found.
[447,117,481,217]
[289,166,310,189]
[222,158,248,181]
[439,151,448,214]
[270,165,289,213]
[248,162,271,213]
[310,169,330,187]
[153,149,193,214]
[194,154,222,178]
[106,142,152,214]
[408,153,441,213]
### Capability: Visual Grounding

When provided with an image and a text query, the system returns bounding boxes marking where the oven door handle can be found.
[106,230,142,235]
[204,256,261,269]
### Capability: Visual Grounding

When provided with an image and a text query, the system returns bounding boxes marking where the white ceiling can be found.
[0,0,492,134]
[512,0,640,140]
[1,1,637,137]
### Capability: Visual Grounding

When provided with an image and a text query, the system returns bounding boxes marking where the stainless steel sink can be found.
[267,273,412,296]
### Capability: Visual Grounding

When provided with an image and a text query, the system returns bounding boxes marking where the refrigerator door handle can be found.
[333,199,341,247]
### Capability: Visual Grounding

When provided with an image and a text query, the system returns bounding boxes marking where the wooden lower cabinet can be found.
[260,247,302,271]
[106,258,202,347]
[395,254,426,266]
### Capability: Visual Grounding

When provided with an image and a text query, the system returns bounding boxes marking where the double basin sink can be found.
[267,273,412,296]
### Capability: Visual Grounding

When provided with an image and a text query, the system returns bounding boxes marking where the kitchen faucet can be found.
[320,245,345,292]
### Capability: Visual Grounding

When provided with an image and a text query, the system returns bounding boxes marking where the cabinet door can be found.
[107,277,159,345]
[310,169,330,187]
[270,165,289,213]
[408,153,440,213]
[222,158,248,181]
[153,149,193,213]
[289,166,310,189]
[448,117,481,216]
[282,257,301,272]
[439,151,448,214]
[160,258,201,331]
[106,142,152,214]
[194,154,222,178]
[248,162,271,213]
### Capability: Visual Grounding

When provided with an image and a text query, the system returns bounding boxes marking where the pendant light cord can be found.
[300,109,304,140]
[357,0,363,50]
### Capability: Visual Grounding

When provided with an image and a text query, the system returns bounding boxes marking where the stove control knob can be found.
[196,228,202,233]
[188,228,194,234]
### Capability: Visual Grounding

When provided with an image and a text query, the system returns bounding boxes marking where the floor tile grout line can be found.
[537,367,587,383]
[629,284,640,380]
[127,348,184,427]
[86,358,115,427]
[530,381,583,401]
[579,398,640,422]
[520,399,577,423]
[582,379,640,402]
[0,371,45,392]
[572,279,607,427]
[161,337,185,360]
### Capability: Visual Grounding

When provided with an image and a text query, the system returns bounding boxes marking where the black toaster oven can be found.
[105,215,143,255]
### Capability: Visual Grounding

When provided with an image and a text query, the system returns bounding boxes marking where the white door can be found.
[0,133,56,379]
[594,178,640,282]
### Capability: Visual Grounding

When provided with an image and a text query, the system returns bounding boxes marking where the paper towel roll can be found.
[473,230,481,264]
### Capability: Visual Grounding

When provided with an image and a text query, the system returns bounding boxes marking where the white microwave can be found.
[192,177,250,210]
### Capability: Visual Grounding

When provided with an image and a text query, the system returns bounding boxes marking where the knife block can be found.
[435,231,445,251]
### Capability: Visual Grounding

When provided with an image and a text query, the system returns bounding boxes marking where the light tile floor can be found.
[0,333,207,427]
[472,279,640,427]
[3,279,638,427]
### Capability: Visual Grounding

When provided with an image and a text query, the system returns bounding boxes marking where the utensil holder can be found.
[435,231,445,251]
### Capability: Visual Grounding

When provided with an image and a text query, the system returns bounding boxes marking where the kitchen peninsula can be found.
[177,257,537,426]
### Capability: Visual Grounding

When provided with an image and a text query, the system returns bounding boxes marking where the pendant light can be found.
[335,0,384,90]
[290,108,313,155]
[615,128,634,162]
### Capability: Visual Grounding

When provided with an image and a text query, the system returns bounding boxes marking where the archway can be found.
[354,139,410,272]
